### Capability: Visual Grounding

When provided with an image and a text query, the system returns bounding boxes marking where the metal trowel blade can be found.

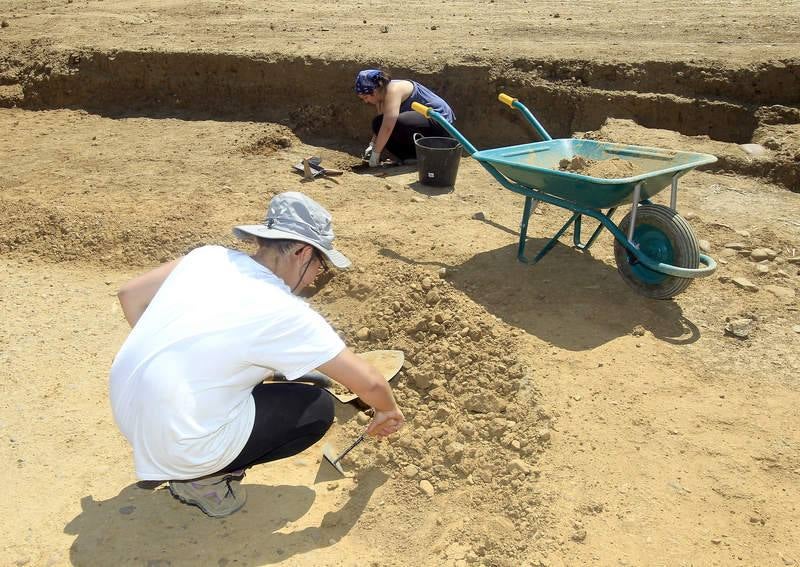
[322,442,345,475]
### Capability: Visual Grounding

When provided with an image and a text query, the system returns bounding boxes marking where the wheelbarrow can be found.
[411,95,718,299]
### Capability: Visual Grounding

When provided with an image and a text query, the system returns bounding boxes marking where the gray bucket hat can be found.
[233,192,351,269]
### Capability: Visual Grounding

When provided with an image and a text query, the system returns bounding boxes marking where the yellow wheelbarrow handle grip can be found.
[498,93,517,107]
[411,101,431,117]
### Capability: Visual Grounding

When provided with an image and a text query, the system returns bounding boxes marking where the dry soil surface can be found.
[1,3,799,567]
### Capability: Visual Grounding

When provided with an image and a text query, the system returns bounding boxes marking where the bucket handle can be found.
[413,133,423,143]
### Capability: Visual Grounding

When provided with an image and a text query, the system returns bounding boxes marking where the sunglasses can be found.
[313,249,330,274]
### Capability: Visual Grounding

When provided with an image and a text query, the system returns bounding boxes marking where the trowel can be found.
[322,431,367,475]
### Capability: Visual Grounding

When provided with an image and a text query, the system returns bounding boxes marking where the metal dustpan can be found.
[332,350,404,404]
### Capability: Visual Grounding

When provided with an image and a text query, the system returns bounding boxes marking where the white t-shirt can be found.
[109,245,345,480]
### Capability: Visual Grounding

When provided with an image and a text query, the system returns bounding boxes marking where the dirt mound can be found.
[0,196,221,265]
[311,264,551,564]
[240,124,295,157]
[557,155,640,178]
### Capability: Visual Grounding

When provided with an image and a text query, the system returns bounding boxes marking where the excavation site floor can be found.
[1,2,799,566]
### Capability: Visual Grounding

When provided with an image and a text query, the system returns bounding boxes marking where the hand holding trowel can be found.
[318,350,405,476]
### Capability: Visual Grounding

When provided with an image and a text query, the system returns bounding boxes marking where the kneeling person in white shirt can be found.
[109,191,404,517]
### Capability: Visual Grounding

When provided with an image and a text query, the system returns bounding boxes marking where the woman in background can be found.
[355,69,455,166]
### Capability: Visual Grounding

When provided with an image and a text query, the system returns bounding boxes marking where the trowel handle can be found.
[333,433,366,464]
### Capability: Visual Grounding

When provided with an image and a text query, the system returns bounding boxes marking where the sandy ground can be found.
[1,0,799,64]
[2,107,799,567]
[1,2,800,567]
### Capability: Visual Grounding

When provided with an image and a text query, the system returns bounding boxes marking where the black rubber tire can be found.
[614,204,700,299]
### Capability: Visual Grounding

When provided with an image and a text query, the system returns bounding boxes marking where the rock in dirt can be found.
[471,211,486,221]
[739,143,768,157]
[428,386,447,401]
[408,369,433,389]
[725,317,754,339]
[764,285,795,301]
[371,327,389,340]
[509,458,532,474]
[464,391,507,413]
[750,248,777,262]
[356,327,370,340]
[724,242,748,250]
[0,20,8,28]
[755,263,770,275]
[732,277,759,292]
[425,290,441,305]
[571,528,588,542]
[793,325,800,334]
[699,239,712,253]
[419,479,435,497]
[403,464,419,478]
[786,257,800,265]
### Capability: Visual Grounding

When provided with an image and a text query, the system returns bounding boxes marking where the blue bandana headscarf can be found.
[355,69,385,95]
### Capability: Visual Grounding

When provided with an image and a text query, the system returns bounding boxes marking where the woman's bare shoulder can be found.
[388,79,414,96]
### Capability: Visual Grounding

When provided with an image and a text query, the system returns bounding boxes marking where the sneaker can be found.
[168,470,247,518]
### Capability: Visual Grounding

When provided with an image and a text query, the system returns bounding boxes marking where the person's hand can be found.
[362,143,374,161]
[367,408,405,438]
[368,149,381,168]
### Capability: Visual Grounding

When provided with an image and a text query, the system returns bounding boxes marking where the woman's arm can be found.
[372,82,405,155]
[318,348,405,438]
[117,258,182,327]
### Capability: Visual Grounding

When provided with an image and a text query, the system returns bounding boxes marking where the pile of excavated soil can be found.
[311,264,550,564]
[557,156,640,178]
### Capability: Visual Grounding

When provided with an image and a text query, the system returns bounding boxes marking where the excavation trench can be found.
[2,48,799,187]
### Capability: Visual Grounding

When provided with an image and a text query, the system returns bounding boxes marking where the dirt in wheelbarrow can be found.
[557,156,642,178]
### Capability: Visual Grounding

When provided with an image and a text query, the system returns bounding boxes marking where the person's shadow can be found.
[64,469,387,566]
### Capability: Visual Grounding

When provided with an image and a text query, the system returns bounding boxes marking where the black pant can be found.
[372,111,449,160]
[221,382,334,473]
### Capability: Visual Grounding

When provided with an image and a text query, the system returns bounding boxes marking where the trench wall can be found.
[1,48,799,189]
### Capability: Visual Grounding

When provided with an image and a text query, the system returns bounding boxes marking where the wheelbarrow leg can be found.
[518,195,580,264]
[573,208,617,251]
[517,196,535,262]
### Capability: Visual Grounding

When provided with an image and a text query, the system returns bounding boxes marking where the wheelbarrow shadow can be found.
[382,241,700,351]
[64,469,387,566]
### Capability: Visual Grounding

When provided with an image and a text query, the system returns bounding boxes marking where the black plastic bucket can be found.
[413,134,462,187]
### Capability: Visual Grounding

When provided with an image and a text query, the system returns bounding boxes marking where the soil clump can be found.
[557,156,640,178]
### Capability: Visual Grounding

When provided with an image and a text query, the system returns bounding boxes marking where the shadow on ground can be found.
[65,469,387,565]
[382,240,700,350]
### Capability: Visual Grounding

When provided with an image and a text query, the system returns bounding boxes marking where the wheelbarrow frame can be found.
[411,96,718,281]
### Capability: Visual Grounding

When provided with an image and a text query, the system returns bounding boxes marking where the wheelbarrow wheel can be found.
[614,204,699,299]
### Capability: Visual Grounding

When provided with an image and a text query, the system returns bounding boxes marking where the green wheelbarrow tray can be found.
[410,96,719,299]
[472,139,717,210]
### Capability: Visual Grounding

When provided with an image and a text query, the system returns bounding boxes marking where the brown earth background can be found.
[1,1,799,566]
